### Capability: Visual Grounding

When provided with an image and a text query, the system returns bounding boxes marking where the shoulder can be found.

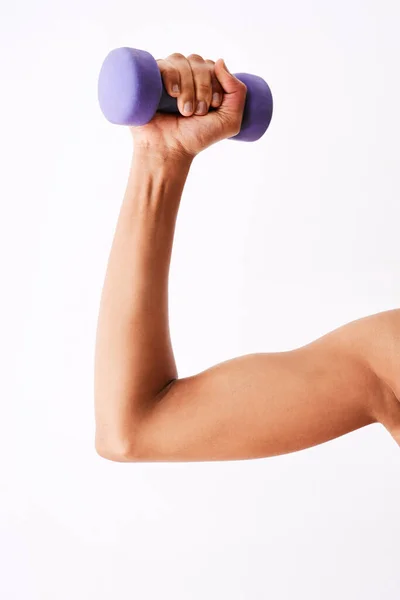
[320,309,400,443]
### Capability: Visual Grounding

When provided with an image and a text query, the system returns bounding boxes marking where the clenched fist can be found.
[131,53,247,160]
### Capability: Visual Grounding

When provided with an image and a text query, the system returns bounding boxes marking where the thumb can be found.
[214,58,245,94]
[213,58,247,114]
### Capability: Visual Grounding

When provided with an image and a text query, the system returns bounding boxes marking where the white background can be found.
[1,0,399,598]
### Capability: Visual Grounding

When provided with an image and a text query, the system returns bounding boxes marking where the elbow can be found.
[95,430,139,462]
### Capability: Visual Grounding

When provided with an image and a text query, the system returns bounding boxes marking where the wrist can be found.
[132,144,194,174]
[123,146,192,216]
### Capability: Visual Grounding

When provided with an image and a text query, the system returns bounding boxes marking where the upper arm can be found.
[133,328,389,462]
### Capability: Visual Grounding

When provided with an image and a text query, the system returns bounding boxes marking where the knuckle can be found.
[197,81,212,95]
[180,82,194,97]
[168,52,186,62]
[187,53,204,62]
[164,65,178,80]
[171,67,180,82]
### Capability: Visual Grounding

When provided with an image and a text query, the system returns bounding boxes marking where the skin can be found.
[94,53,400,463]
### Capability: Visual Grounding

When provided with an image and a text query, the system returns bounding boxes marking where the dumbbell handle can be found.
[158,87,182,113]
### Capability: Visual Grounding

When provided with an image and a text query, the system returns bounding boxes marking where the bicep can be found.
[135,335,383,462]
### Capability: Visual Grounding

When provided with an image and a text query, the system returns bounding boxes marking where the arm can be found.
[94,54,400,462]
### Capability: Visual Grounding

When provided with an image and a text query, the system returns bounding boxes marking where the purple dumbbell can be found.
[98,47,273,142]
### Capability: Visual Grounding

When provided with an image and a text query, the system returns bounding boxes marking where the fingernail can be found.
[172,83,180,93]
[195,100,206,114]
[183,101,193,115]
[212,92,220,104]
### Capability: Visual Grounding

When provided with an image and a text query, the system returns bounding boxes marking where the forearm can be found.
[94,149,192,454]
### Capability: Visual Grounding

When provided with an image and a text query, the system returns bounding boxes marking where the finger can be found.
[214,58,247,97]
[205,60,224,108]
[156,59,181,97]
[212,59,247,137]
[186,54,212,116]
[165,53,195,116]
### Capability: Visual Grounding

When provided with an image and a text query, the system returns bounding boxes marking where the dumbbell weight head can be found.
[98,47,273,142]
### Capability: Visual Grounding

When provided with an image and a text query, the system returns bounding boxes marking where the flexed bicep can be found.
[132,333,387,463]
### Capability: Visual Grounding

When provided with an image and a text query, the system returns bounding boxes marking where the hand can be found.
[130,53,247,161]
